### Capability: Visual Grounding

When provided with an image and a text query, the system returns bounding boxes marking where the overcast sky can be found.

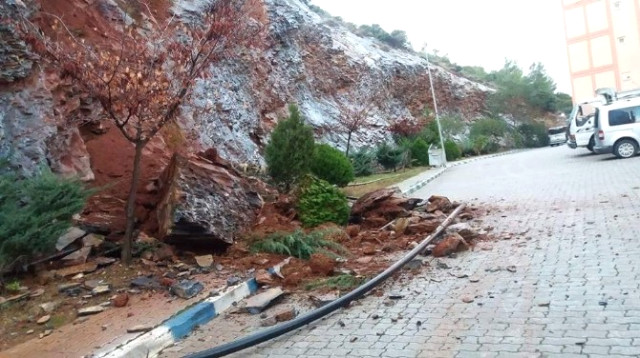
[310,0,572,94]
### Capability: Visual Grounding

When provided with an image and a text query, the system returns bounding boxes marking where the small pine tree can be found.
[297,175,349,227]
[310,144,355,187]
[350,147,375,177]
[444,140,462,161]
[376,142,404,172]
[410,138,430,166]
[0,166,91,271]
[265,104,315,191]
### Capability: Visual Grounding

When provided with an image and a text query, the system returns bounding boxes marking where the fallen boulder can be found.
[350,189,422,225]
[157,153,263,248]
[432,233,470,257]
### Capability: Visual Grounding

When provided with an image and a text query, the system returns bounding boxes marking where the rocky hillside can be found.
[0,0,491,238]
[1,0,491,175]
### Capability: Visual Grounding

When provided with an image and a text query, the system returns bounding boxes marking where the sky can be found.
[310,0,572,94]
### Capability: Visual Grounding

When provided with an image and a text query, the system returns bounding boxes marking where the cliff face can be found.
[0,0,491,237]
[1,0,491,174]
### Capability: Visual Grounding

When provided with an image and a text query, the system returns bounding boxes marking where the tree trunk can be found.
[345,132,352,157]
[122,141,144,265]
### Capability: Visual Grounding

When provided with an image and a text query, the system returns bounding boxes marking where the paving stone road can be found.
[176,147,640,358]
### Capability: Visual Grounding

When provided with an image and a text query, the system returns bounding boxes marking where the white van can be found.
[566,99,603,152]
[593,96,640,158]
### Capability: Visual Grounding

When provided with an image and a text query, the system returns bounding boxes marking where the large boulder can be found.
[156,151,263,247]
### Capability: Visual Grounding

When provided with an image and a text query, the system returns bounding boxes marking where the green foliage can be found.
[444,140,462,161]
[518,122,550,148]
[471,135,499,155]
[375,142,404,171]
[310,144,354,187]
[350,147,375,177]
[250,229,347,260]
[265,104,315,191]
[419,120,441,145]
[5,280,20,292]
[0,166,91,270]
[357,24,409,49]
[439,114,466,139]
[410,139,429,166]
[470,118,508,139]
[305,274,365,291]
[297,176,349,227]
[555,92,574,117]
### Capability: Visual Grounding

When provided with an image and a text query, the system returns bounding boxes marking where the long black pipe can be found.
[184,203,467,358]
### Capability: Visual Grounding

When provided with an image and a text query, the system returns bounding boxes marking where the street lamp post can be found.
[422,44,447,167]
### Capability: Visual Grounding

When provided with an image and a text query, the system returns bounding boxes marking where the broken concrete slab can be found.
[245,287,284,314]
[56,227,87,251]
[170,280,204,299]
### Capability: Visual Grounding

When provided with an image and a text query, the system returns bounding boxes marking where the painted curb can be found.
[95,279,259,358]
[401,150,524,196]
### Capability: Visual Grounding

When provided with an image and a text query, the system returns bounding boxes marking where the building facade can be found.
[562,0,640,101]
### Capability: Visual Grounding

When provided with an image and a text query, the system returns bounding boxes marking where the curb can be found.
[95,279,259,358]
[401,149,524,196]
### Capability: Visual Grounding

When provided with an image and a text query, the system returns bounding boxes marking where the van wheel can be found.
[614,139,638,159]
[587,137,595,152]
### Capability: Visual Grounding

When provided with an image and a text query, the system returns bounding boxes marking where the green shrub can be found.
[410,138,429,166]
[310,144,354,187]
[470,118,508,139]
[350,147,375,177]
[0,166,91,271]
[265,104,315,191]
[375,142,404,172]
[444,140,462,161]
[250,229,347,260]
[471,135,500,155]
[297,176,349,227]
[518,122,550,148]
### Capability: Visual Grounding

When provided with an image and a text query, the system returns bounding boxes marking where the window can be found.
[608,105,640,126]
[618,36,626,43]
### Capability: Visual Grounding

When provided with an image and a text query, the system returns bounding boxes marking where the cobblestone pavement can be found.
[181,147,640,358]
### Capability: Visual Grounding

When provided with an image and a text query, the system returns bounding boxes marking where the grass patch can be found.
[305,274,365,291]
[48,315,67,328]
[342,166,431,198]
[250,229,348,260]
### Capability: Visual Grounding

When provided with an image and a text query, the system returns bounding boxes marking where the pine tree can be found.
[265,104,315,191]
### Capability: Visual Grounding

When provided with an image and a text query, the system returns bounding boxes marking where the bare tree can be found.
[18,0,263,264]
[325,83,381,157]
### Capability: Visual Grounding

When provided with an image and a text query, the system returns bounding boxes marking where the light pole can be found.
[422,44,447,167]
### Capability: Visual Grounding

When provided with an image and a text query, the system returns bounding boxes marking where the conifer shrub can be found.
[265,104,315,191]
[350,147,375,177]
[0,166,91,270]
[444,140,462,161]
[410,138,430,166]
[310,144,354,187]
[297,175,349,227]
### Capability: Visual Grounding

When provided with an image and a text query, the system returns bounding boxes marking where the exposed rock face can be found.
[156,152,263,246]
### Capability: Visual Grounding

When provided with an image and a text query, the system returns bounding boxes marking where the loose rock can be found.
[78,306,105,316]
[194,255,214,268]
[111,293,129,308]
[461,296,474,303]
[127,325,153,333]
[170,280,204,299]
[37,315,51,324]
[274,308,297,322]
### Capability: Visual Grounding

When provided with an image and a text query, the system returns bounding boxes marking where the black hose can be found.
[184,204,466,358]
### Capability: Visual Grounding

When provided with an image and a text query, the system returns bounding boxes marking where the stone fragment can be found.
[245,288,284,314]
[92,285,111,295]
[78,306,104,316]
[461,296,474,303]
[130,277,161,290]
[40,302,58,314]
[55,262,98,278]
[56,227,87,251]
[194,255,214,268]
[37,315,51,324]
[274,308,296,322]
[255,269,275,286]
[170,280,204,299]
[111,293,129,308]
[127,325,153,333]
[432,233,469,258]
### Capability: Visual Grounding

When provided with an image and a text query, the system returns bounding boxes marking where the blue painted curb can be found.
[95,278,260,358]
